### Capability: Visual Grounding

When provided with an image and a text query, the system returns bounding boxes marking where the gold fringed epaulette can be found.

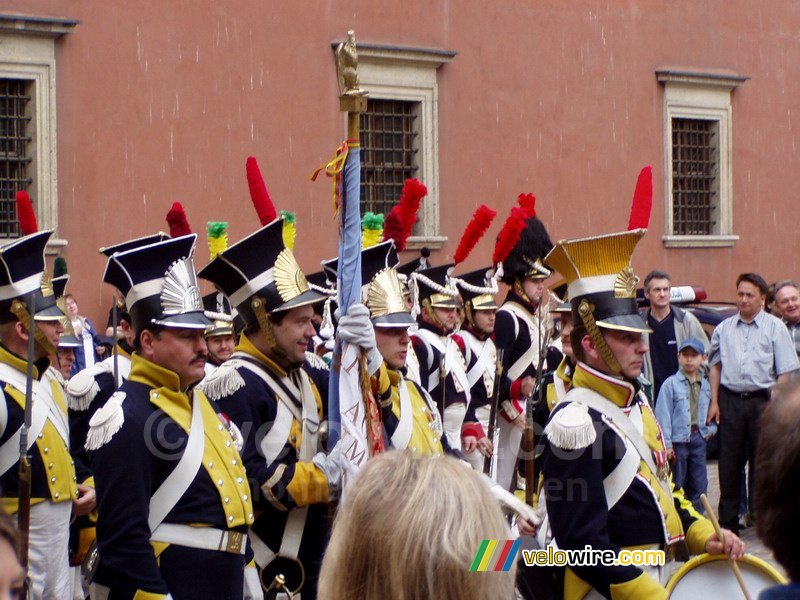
[544,402,596,450]
[201,366,245,401]
[304,351,330,372]
[85,392,126,451]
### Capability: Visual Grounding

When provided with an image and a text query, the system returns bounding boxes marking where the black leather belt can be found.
[721,386,769,400]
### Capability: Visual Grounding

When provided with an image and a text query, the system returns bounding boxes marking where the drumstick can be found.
[699,493,752,600]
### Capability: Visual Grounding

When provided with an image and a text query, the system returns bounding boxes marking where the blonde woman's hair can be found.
[318,451,516,600]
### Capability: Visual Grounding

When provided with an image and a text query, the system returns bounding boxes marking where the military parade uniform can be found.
[542,219,717,599]
[88,234,254,599]
[453,267,499,471]
[0,231,78,598]
[199,219,330,599]
[494,285,549,490]
[409,264,470,452]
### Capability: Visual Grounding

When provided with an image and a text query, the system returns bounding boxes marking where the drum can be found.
[667,553,787,598]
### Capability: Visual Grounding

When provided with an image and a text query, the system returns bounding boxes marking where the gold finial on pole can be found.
[335,29,368,136]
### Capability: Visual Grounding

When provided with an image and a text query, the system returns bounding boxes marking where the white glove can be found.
[336,303,383,374]
[312,439,342,499]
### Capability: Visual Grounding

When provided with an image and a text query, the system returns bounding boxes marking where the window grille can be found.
[360,99,419,216]
[0,79,33,238]
[671,117,719,236]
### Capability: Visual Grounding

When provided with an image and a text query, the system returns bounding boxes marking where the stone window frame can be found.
[0,14,78,251]
[341,42,456,250]
[657,68,748,248]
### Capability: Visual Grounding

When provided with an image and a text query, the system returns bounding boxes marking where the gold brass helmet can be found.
[544,230,652,375]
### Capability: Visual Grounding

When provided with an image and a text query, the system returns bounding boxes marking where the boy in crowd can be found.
[655,337,717,512]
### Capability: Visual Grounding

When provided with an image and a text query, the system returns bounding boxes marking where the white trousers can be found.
[28,500,72,600]
[495,417,523,492]
[443,403,467,452]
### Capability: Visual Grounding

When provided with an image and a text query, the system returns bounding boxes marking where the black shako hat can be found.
[103,234,210,333]
[411,263,459,308]
[202,291,235,338]
[0,230,64,323]
[452,267,498,310]
[197,219,323,328]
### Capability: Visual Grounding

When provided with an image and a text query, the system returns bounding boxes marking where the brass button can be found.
[248,513,254,520]
[208,462,214,469]
[50,477,56,483]
[48,463,54,470]
[38,433,44,439]
[228,515,234,523]
[218,479,224,486]
[231,459,237,466]
[225,441,231,447]
[218,424,224,431]
[54,492,60,499]
[44,448,49,454]
[243,494,249,502]
[224,497,230,504]
[237,477,243,484]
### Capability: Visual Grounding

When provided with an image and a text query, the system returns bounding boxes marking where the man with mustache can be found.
[87,234,254,599]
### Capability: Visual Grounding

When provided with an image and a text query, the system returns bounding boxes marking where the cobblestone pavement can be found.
[704,459,785,578]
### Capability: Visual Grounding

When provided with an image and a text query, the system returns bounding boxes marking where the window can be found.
[671,117,719,236]
[0,14,77,246]
[360,99,419,217]
[657,68,748,247]
[0,78,33,237]
[341,42,456,249]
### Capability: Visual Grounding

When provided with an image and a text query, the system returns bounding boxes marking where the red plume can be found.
[381,178,427,251]
[517,193,537,218]
[15,191,38,235]
[454,204,497,265]
[493,206,529,266]
[166,202,192,237]
[246,156,277,226]
[382,206,407,250]
[398,178,427,239]
[627,165,652,230]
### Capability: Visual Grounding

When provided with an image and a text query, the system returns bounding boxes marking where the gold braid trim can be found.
[513,278,532,305]
[250,296,287,360]
[577,299,621,374]
[422,298,447,333]
[10,299,57,356]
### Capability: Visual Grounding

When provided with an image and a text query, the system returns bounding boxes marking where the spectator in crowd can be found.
[707,272,800,534]
[641,270,707,403]
[318,452,515,600]
[755,378,800,599]
[655,337,717,512]
[775,280,800,358]
[64,293,102,376]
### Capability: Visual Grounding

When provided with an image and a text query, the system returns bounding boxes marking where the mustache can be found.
[191,353,207,363]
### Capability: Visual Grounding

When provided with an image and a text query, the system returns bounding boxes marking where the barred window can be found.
[671,118,719,236]
[360,99,419,217]
[0,79,33,238]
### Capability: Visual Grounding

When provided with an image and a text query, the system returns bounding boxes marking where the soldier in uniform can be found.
[453,267,499,470]
[408,264,470,452]
[199,219,341,600]
[87,234,254,599]
[542,225,744,599]
[0,230,86,598]
[493,209,554,492]
[202,292,236,375]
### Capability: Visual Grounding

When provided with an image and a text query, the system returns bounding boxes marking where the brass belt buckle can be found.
[222,530,244,554]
